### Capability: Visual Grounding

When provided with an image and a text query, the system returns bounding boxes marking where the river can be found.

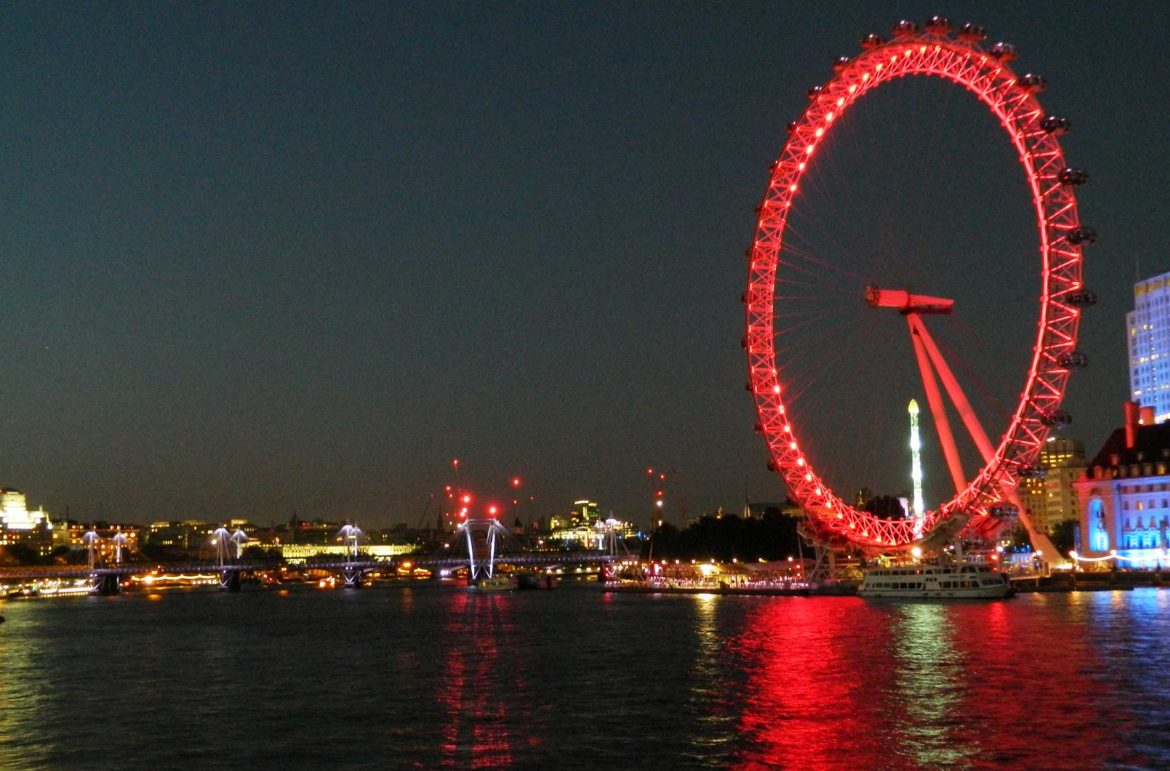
[0,584,1166,769]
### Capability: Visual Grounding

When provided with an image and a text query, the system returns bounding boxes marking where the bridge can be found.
[0,519,633,595]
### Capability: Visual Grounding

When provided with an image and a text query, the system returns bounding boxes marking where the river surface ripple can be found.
[0,585,1167,769]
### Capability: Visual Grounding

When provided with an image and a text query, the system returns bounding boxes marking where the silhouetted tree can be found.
[863,495,906,520]
[1049,519,1078,556]
[643,512,801,561]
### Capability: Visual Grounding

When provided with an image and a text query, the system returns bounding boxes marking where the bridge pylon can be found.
[337,524,366,588]
[91,572,120,596]
[458,518,512,582]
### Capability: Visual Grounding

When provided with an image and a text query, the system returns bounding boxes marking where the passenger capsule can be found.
[891,19,919,37]
[1066,290,1098,307]
[958,23,987,42]
[807,85,823,100]
[1059,167,1089,186]
[925,16,952,34]
[740,337,748,349]
[1067,226,1098,245]
[990,42,1017,60]
[861,33,885,49]
[1058,351,1089,370]
[833,55,851,72]
[1017,465,1047,480]
[786,121,798,135]
[988,503,1018,519]
[766,461,778,472]
[745,382,754,392]
[1018,73,1047,92]
[1040,115,1070,135]
[1040,410,1072,428]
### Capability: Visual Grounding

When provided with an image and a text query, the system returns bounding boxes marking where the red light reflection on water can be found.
[435,591,535,768]
[730,598,899,767]
[730,596,1152,769]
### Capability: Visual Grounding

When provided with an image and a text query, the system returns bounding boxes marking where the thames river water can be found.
[1,583,1168,769]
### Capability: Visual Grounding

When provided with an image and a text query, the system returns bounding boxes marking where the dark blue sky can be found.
[0,2,1165,527]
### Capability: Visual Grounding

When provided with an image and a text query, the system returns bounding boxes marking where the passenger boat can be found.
[858,563,1013,599]
[472,574,516,592]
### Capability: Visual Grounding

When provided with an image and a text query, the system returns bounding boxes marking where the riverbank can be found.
[604,581,857,597]
[607,572,1170,597]
[1012,571,1169,593]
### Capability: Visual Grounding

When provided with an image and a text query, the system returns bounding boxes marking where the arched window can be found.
[1090,499,1109,552]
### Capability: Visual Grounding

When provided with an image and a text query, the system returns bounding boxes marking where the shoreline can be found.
[605,574,1170,597]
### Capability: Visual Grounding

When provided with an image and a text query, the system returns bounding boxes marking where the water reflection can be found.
[686,594,739,764]
[888,603,973,767]
[730,598,899,766]
[0,604,51,770]
[2,586,1169,768]
[731,596,1166,769]
[436,590,531,768]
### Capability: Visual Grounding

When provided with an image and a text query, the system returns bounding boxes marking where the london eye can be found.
[744,18,1094,553]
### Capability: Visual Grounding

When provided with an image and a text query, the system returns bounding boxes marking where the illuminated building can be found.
[279,542,416,565]
[570,500,600,527]
[1128,271,1170,422]
[1017,437,1086,533]
[546,500,635,548]
[65,522,141,563]
[145,520,215,550]
[1074,403,1170,567]
[0,488,55,555]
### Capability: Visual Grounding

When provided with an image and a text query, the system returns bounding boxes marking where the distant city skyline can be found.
[1,3,1167,527]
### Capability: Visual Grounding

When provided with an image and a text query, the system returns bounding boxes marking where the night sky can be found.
[1,2,1166,528]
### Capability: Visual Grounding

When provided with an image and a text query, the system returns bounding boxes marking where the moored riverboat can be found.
[471,574,516,592]
[858,563,1013,599]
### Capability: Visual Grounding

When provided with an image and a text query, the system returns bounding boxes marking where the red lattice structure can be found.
[744,19,1093,551]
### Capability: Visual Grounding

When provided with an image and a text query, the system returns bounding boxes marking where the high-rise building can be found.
[1018,437,1087,533]
[1127,271,1170,422]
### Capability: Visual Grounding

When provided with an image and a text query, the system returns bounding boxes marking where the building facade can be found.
[1128,270,1170,422]
[0,488,55,555]
[1018,437,1086,534]
[1074,404,1170,568]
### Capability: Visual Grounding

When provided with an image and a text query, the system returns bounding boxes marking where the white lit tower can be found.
[908,399,925,536]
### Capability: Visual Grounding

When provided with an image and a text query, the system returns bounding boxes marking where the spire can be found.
[909,399,925,533]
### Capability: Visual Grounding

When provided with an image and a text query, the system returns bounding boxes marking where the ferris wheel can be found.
[744,18,1095,552]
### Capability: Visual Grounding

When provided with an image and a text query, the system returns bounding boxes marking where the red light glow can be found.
[745,23,1085,550]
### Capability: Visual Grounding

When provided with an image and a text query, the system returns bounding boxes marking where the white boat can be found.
[858,563,1013,599]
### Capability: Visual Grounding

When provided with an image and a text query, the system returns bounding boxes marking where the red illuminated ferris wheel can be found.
[745,18,1095,552]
